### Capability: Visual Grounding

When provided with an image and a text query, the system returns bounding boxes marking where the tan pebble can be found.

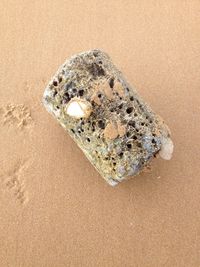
[91,93,101,105]
[103,122,118,140]
[102,81,113,100]
[114,81,124,97]
[117,121,126,137]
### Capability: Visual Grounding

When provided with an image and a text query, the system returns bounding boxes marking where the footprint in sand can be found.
[0,104,33,130]
[0,160,29,205]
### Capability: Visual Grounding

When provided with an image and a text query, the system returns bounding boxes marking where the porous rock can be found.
[43,49,173,186]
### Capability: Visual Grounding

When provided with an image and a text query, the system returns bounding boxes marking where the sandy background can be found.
[0,1,200,266]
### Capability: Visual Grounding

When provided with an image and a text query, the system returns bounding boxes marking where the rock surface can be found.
[43,49,173,186]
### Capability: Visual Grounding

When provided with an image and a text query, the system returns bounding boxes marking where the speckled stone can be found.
[43,49,173,186]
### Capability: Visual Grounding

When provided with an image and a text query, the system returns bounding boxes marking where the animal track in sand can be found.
[0,104,33,130]
[1,160,29,205]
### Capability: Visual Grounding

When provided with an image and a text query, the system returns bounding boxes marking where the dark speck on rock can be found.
[98,120,105,129]
[88,63,105,77]
[78,89,84,96]
[128,121,135,127]
[109,78,114,88]
[126,107,133,114]
[53,80,58,86]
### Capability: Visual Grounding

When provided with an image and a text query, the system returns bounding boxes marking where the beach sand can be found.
[0,1,200,266]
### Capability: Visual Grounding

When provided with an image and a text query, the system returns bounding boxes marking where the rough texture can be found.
[43,49,173,186]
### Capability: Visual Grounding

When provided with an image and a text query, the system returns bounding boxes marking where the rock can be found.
[43,49,173,186]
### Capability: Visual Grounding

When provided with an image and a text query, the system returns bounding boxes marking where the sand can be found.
[0,1,200,266]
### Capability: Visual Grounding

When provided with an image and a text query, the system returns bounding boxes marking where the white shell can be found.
[66,97,92,119]
[159,137,174,160]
